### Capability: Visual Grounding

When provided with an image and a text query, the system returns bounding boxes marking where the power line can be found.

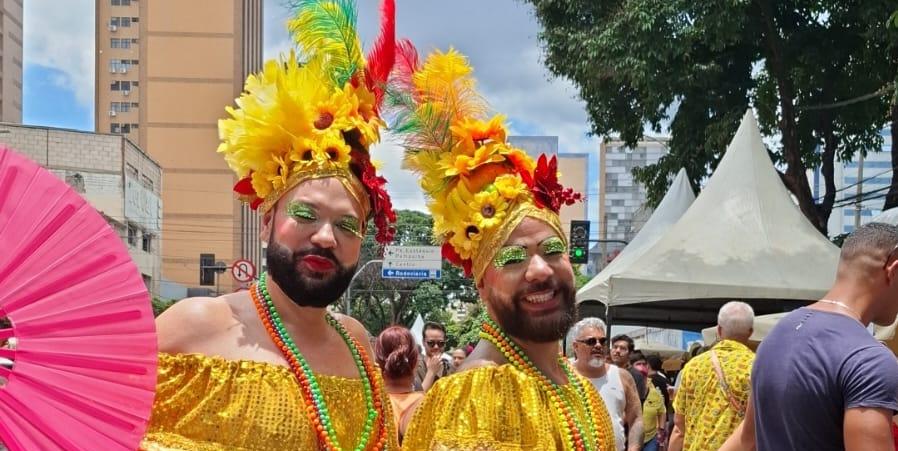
[798,84,895,112]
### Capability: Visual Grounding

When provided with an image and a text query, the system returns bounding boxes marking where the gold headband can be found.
[472,202,567,282]
[258,167,371,219]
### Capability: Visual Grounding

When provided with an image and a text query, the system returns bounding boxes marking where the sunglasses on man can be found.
[426,340,446,348]
[576,337,607,347]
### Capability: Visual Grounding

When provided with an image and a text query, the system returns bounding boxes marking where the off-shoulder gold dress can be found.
[401,364,616,451]
[141,353,398,450]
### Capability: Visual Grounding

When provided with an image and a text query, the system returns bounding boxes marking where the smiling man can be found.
[139,1,400,449]
[392,47,616,451]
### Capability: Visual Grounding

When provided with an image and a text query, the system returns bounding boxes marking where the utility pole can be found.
[854,151,865,229]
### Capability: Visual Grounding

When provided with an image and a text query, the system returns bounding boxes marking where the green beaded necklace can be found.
[253,274,386,450]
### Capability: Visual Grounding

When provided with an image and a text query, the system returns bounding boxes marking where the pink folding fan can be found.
[0,146,157,450]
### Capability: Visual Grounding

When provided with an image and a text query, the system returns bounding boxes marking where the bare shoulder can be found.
[334,313,374,352]
[156,294,242,354]
[618,366,637,386]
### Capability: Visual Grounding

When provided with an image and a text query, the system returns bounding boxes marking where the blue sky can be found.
[23,0,602,225]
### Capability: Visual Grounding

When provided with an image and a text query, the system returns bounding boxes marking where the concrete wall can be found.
[0,0,22,123]
[0,123,163,297]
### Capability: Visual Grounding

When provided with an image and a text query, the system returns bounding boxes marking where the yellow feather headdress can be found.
[218,0,397,243]
[388,43,582,280]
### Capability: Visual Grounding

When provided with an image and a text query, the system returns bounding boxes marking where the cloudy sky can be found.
[23,0,600,219]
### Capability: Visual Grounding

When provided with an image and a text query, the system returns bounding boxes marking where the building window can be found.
[111,38,131,49]
[110,102,130,113]
[111,0,132,5]
[109,59,133,73]
[121,124,131,133]
[141,174,153,190]
[111,123,121,133]
[130,123,140,131]
[127,224,138,246]
[142,233,152,252]
[110,80,134,91]
[125,163,138,178]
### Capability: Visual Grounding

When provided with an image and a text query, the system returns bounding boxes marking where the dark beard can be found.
[488,279,577,343]
[265,237,357,308]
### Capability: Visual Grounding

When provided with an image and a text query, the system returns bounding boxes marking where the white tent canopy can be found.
[578,168,695,304]
[871,208,898,225]
[578,111,840,330]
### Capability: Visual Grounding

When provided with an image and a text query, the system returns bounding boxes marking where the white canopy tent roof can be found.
[578,168,695,304]
[578,111,840,330]
[871,208,898,225]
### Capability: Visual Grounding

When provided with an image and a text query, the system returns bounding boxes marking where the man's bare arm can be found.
[844,407,893,451]
[619,369,644,451]
[668,413,685,451]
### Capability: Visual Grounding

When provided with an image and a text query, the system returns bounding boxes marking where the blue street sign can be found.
[381,268,442,280]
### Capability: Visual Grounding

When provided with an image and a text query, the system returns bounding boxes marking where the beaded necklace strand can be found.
[479,317,603,451]
[250,273,388,451]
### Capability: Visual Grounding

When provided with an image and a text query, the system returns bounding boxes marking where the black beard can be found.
[488,279,577,343]
[265,237,357,308]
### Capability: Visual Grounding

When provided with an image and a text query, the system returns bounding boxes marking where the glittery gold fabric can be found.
[140,353,398,451]
[472,203,567,282]
[402,364,616,451]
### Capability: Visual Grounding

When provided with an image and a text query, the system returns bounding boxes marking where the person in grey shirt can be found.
[722,222,898,451]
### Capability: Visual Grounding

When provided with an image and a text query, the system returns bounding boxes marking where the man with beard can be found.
[391,46,616,450]
[139,1,400,449]
[571,318,644,451]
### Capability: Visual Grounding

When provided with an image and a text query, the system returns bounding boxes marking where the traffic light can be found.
[200,253,215,286]
[569,220,590,264]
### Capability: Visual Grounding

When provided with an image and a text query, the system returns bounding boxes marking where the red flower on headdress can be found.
[442,242,472,277]
[351,149,396,244]
[520,154,583,213]
[233,174,263,210]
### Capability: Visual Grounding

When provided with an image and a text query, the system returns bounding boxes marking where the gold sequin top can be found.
[401,364,617,451]
[141,353,398,451]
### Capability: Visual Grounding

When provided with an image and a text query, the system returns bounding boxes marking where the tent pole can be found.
[605,303,613,333]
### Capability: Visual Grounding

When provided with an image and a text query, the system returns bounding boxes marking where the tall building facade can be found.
[0,0,22,123]
[0,123,162,296]
[598,138,668,244]
[96,0,263,298]
[508,136,589,242]
[813,128,893,236]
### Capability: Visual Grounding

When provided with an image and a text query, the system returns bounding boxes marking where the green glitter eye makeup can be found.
[542,237,566,255]
[337,216,363,238]
[493,246,527,268]
[286,202,316,221]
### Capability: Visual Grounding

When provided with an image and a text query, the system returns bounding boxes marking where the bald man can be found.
[722,222,898,451]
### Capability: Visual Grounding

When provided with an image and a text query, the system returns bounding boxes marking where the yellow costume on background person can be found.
[388,44,615,451]
[141,354,397,450]
[673,339,754,451]
[141,0,401,449]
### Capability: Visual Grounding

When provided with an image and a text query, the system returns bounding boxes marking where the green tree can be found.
[525,0,897,234]
[152,297,174,317]
[340,210,478,335]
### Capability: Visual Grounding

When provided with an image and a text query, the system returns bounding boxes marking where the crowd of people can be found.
[126,1,898,449]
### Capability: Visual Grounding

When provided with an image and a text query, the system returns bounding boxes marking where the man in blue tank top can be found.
[722,222,898,451]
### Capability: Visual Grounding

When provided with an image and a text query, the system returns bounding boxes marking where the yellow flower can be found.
[493,173,529,201]
[448,224,482,260]
[315,131,353,167]
[287,137,318,172]
[440,141,506,177]
[450,115,508,149]
[469,189,509,231]
[264,155,291,192]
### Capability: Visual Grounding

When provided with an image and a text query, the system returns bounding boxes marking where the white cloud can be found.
[24,0,95,108]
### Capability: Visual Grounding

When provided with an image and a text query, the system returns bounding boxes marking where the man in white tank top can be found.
[571,318,644,451]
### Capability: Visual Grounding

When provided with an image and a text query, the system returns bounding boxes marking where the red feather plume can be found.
[364,0,396,108]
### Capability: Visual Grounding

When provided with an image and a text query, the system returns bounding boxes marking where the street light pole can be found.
[344,259,382,317]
